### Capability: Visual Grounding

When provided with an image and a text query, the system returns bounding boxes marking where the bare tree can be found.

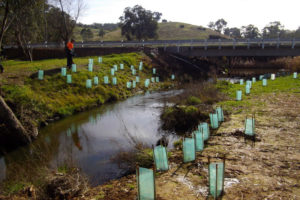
[49,0,86,43]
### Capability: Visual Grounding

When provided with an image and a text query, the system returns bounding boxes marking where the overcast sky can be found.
[78,0,300,30]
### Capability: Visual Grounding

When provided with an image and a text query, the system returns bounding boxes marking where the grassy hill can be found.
[73,22,227,41]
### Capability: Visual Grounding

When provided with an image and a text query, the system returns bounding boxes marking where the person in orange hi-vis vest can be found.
[65,39,75,69]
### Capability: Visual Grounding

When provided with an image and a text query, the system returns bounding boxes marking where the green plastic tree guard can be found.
[193,131,204,152]
[132,81,136,88]
[145,79,150,88]
[139,62,143,71]
[127,81,131,89]
[86,79,92,88]
[210,113,219,129]
[67,128,72,137]
[120,63,124,70]
[151,77,155,83]
[67,74,72,84]
[71,64,77,72]
[136,76,140,83]
[89,58,93,64]
[104,76,109,84]
[246,80,252,88]
[111,68,115,76]
[171,74,175,80]
[153,68,156,74]
[209,162,224,198]
[245,117,255,136]
[131,65,134,70]
[216,107,224,122]
[132,69,136,75]
[262,79,267,86]
[94,76,99,85]
[252,77,256,83]
[155,77,159,82]
[153,145,169,171]
[112,77,117,85]
[245,85,250,95]
[183,137,196,163]
[98,57,102,63]
[61,67,67,76]
[198,122,210,141]
[38,70,44,80]
[239,79,244,85]
[114,64,118,71]
[236,90,242,101]
[271,73,275,80]
[88,63,93,72]
[259,75,264,80]
[293,72,298,79]
[137,167,155,200]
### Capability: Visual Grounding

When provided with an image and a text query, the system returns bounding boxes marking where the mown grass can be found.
[0,53,171,126]
[216,75,300,113]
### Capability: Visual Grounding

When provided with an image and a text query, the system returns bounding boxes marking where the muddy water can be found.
[0,90,181,185]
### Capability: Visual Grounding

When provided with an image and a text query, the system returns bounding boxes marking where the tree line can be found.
[208,19,300,39]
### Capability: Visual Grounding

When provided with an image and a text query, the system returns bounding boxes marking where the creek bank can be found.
[73,76,299,199]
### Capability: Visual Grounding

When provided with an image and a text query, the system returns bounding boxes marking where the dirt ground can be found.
[79,92,300,200]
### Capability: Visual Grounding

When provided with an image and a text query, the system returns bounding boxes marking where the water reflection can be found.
[0,90,181,185]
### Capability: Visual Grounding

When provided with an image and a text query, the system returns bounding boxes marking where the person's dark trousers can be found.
[67,53,73,69]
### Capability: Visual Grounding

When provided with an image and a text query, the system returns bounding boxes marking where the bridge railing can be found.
[4,38,300,49]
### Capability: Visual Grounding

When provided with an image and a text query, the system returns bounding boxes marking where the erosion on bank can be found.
[0,52,178,152]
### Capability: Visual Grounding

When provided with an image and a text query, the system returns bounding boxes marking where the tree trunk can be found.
[0,95,31,150]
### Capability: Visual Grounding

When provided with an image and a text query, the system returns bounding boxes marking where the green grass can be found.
[0,53,171,126]
[216,76,300,113]
[73,22,228,41]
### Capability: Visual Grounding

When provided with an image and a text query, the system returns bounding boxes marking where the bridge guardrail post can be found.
[292,39,295,49]
[233,39,236,50]
[247,39,250,49]
[261,39,264,49]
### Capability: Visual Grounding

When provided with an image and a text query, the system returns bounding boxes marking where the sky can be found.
[78,0,300,30]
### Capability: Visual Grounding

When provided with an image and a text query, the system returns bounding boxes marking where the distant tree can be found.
[224,27,241,38]
[98,28,105,38]
[80,28,93,40]
[241,24,260,39]
[262,21,285,38]
[0,0,37,51]
[48,0,86,43]
[295,27,300,38]
[208,19,227,33]
[162,19,167,23]
[119,5,162,40]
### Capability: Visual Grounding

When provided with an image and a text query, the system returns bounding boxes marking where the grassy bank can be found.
[0,52,174,131]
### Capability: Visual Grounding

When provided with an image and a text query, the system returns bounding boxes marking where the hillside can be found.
[73,22,227,41]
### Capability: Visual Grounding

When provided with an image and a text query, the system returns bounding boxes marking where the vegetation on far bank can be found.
[0,52,174,130]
